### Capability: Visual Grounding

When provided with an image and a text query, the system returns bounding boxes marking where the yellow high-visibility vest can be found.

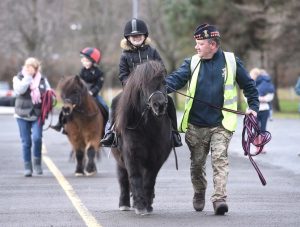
[179,52,238,132]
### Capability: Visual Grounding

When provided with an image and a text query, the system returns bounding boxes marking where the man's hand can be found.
[246,109,257,117]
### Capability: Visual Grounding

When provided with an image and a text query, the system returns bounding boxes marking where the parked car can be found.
[0,81,16,106]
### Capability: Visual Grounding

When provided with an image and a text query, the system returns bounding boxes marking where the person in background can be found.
[13,57,52,177]
[294,75,300,113]
[295,76,300,157]
[100,18,182,148]
[249,67,275,153]
[51,47,108,132]
[165,23,259,215]
[260,69,274,121]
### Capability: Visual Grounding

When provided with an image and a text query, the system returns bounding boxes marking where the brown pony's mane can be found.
[58,75,88,98]
[115,60,166,132]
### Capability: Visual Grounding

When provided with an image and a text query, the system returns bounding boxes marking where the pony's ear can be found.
[57,75,66,90]
[75,75,81,83]
[74,75,86,90]
[74,75,83,87]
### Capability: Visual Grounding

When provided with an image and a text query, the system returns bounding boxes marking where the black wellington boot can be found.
[100,131,116,147]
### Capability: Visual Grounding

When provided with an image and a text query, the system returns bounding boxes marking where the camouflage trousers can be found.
[185,123,233,202]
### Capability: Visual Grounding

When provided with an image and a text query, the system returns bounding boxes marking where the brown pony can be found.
[58,75,104,176]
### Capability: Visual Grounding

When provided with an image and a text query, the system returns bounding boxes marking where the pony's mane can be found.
[116,60,166,132]
[58,75,88,97]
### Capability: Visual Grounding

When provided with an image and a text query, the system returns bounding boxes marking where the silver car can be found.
[0,81,16,106]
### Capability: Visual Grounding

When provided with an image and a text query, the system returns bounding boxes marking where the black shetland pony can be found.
[111,61,173,215]
[58,75,105,176]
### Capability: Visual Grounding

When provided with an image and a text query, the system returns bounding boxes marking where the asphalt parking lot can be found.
[1,111,300,227]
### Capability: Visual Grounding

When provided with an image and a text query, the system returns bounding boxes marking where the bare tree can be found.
[145,0,194,72]
[0,0,299,99]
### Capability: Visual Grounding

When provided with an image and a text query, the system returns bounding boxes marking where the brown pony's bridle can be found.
[167,85,271,186]
[62,91,99,118]
[62,90,82,111]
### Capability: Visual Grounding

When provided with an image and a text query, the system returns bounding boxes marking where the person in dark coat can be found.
[100,18,182,147]
[250,68,275,153]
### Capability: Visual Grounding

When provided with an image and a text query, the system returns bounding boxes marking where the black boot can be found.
[51,111,64,132]
[50,121,63,132]
[193,191,205,211]
[100,130,116,147]
[213,200,228,215]
[172,131,182,147]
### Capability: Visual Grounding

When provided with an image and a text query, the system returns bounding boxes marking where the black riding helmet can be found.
[124,18,148,38]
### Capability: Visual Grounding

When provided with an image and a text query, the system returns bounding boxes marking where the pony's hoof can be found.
[135,208,148,215]
[75,172,84,177]
[85,171,97,177]
[147,206,153,213]
[119,206,131,211]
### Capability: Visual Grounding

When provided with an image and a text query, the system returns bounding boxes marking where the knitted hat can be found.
[194,23,220,40]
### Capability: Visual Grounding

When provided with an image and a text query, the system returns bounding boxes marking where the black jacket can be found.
[119,38,165,84]
[79,65,104,97]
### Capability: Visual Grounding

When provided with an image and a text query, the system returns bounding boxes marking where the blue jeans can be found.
[96,95,109,113]
[16,118,43,162]
[257,110,270,132]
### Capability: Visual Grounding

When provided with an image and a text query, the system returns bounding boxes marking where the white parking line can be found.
[42,144,102,227]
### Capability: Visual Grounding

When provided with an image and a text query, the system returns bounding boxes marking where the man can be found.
[165,23,259,215]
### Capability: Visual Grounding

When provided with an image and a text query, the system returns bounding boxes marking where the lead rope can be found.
[242,114,271,185]
[39,89,57,130]
[167,85,271,186]
[173,145,178,170]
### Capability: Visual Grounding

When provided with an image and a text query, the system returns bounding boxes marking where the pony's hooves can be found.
[147,206,153,213]
[135,208,148,215]
[75,172,84,177]
[119,206,131,211]
[85,171,97,177]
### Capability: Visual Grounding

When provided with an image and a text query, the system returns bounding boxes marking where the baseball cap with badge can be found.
[194,23,220,40]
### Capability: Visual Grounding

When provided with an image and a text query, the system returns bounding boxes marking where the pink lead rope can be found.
[242,114,271,186]
[39,89,57,127]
